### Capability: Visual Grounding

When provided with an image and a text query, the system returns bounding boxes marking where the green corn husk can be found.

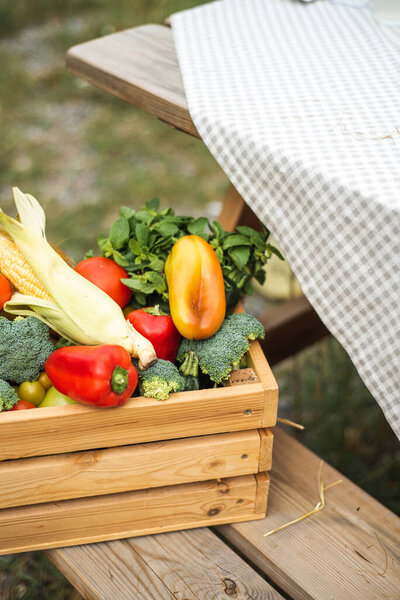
[1,188,156,369]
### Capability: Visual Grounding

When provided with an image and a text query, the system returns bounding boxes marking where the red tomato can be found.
[75,257,131,308]
[0,273,12,310]
[11,400,36,410]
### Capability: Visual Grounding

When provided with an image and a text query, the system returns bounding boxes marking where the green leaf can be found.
[109,218,130,250]
[84,249,94,259]
[135,223,150,248]
[146,271,166,293]
[268,245,285,261]
[228,245,251,268]
[135,292,147,306]
[255,270,266,285]
[145,198,160,211]
[244,279,254,295]
[119,206,135,220]
[98,237,113,256]
[121,278,155,294]
[135,210,153,224]
[211,221,225,241]
[148,256,165,272]
[222,234,253,249]
[129,238,141,255]
[112,250,130,267]
[187,217,209,236]
[215,246,224,262]
[236,225,258,238]
[156,222,179,237]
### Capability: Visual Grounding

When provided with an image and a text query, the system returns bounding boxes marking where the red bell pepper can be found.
[44,345,138,408]
[126,306,181,362]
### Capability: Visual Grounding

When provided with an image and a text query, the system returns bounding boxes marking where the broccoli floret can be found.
[0,379,18,411]
[136,359,185,401]
[183,374,200,392]
[176,313,265,384]
[0,316,55,384]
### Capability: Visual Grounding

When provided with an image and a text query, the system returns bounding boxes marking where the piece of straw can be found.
[277,417,305,430]
[264,461,342,537]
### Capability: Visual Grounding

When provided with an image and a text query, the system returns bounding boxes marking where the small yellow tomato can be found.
[18,381,46,406]
[37,371,52,391]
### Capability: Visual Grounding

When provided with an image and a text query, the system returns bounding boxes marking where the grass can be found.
[0,1,398,598]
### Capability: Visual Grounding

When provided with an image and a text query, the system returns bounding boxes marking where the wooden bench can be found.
[42,23,400,600]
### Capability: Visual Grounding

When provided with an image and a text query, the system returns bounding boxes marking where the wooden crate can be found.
[0,339,277,554]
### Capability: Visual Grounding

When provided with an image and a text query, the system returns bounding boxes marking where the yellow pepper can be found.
[165,235,226,340]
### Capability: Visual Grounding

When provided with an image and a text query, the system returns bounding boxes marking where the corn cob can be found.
[0,233,52,301]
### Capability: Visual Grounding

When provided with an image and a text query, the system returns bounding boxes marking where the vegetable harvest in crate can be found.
[0,188,282,410]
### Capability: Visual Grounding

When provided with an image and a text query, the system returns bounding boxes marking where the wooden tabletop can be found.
[67,24,198,137]
[47,427,400,600]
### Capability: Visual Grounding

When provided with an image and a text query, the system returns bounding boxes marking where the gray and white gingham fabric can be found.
[171,0,400,438]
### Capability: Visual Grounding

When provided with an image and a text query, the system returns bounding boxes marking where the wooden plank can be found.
[217,428,400,600]
[228,367,259,385]
[47,528,284,600]
[254,472,270,515]
[67,25,198,137]
[0,372,273,461]
[217,184,246,232]
[258,428,274,472]
[247,338,278,427]
[259,295,330,365]
[0,474,266,555]
[0,429,271,509]
[234,303,279,428]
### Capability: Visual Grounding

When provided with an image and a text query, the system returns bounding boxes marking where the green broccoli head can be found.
[183,374,200,392]
[0,379,18,411]
[176,312,265,384]
[136,358,185,401]
[0,316,55,384]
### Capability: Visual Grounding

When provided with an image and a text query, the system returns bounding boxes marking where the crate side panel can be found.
[0,475,263,554]
[247,341,279,427]
[0,430,266,509]
[0,384,265,461]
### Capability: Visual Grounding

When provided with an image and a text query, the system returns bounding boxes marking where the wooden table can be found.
[43,24,400,600]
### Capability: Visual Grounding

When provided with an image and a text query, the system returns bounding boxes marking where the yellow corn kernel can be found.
[0,234,52,301]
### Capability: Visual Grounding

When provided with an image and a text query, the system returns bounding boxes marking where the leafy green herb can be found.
[96,200,283,309]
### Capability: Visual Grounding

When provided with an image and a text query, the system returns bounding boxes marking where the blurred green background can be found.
[0,2,398,598]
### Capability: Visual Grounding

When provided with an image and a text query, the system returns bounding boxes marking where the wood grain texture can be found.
[0,356,275,461]
[217,428,400,600]
[258,428,273,472]
[247,337,278,427]
[254,472,270,515]
[48,528,284,600]
[0,429,271,509]
[0,474,267,555]
[259,294,330,366]
[67,25,198,137]
[234,302,279,428]
[217,184,245,232]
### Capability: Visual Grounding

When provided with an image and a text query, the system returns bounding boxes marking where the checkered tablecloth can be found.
[171,0,400,438]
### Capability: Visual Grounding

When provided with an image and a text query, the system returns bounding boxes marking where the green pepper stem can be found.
[111,366,129,395]
[143,304,169,316]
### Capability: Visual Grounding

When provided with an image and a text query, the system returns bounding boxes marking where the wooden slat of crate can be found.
[0,428,273,510]
[0,339,277,462]
[0,473,269,555]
